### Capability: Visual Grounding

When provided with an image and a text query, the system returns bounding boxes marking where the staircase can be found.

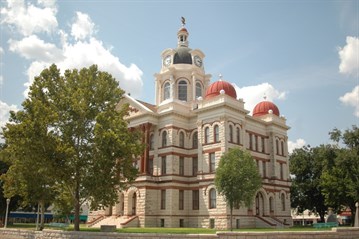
[89,215,138,228]
[255,216,283,228]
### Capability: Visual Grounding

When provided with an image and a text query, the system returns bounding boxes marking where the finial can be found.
[181,16,186,27]
[219,74,223,81]
[263,94,267,101]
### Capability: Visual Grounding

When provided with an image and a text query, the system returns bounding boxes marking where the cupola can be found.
[253,97,280,117]
[205,75,237,99]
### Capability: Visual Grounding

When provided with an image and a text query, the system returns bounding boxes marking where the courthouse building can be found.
[88,21,292,229]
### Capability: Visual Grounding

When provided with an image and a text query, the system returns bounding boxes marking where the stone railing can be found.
[1,227,359,239]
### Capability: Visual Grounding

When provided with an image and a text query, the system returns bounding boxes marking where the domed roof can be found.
[173,46,193,64]
[253,101,280,117]
[205,80,237,99]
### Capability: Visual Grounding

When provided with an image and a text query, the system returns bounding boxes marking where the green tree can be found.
[215,148,262,231]
[1,64,143,231]
[289,145,337,222]
[321,125,359,225]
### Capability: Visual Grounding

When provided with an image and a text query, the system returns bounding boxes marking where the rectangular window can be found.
[236,127,240,144]
[179,219,184,228]
[249,133,253,150]
[261,137,265,153]
[280,163,284,180]
[148,159,153,175]
[179,190,184,210]
[210,218,215,229]
[160,218,165,227]
[192,157,198,176]
[255,135,258,151]
[209,153,215,173]
[161,156,166,175]
[161,190,166,210]
[192,190,199,210]
[262,161,266,178]
[236,219,240,229]
[179,157,184,176]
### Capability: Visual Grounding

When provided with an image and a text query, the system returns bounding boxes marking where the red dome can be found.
[205,80,237,99]
[253,101,280,117]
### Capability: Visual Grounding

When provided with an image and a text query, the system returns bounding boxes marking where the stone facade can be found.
[88,22,292,229]
[2,228,359,239]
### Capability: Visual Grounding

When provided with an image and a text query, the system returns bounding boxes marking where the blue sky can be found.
[1,0,358,151]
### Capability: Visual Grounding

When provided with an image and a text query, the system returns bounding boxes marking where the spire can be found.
[219,74,223,81]
[177,17,189,47]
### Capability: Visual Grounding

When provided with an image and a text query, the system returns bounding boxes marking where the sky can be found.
[0,0,358,152]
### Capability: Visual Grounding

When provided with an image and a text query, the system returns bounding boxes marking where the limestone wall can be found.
[1,228,359,239]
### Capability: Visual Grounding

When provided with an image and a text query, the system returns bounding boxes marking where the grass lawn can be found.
[6,223,333,234]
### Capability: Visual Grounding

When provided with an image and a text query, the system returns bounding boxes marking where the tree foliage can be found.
[289,145,337,222]
[321,125,359,223]
[215,148,262,230]
[1,64,143,230]
[290,125,359,225]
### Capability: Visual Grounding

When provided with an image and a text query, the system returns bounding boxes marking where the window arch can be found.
[163,82,170,100]
[204,127,210,144]
[229,125,233,142]
[214,125,219,143]
[195,82,202,98]
[149,134,154,150]
[269,196,274,212]
[178,80,187,101]
[162,131,167,147]
[179,131,185,148]
[192,131,198,148]
[281,193,286,211]
[209,188,216,209]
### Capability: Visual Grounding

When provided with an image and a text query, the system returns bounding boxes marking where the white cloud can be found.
[1,0,58,36]
[339,85,359,118]
[338,36,359,76]
[71,12,95,41]
[0,101,19,140]
[8,35,63,61]
[288,138,306,154]
[233,82,287,114]
[2,0,144,99]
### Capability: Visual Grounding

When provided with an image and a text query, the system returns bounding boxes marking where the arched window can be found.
[229,125,233,142]
[195,82,202,98]
[209,188,216,209]
[269,197,274,212]
[214,125,219,143]
[236,127,240,144]
[276,139,279,155]
[162,131,167,147]
[281,141,284,156]
[149,134,154,150]
[178,80,187,101]
[179,131,185,148]
[192,132,198,148]
[163,82,170,100]
[204,127,210,144]
[281,193,285,211]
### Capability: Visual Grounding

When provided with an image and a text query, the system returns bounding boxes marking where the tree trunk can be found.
[40,200,45,230]
[230,207,233,231]
[74,190,81,231]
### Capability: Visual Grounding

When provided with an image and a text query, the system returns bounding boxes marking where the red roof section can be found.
[253,101,280,117]
[205,80,237,99]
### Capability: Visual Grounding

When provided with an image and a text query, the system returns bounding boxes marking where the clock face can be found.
[163,55,171,67]
[194,55,202,67]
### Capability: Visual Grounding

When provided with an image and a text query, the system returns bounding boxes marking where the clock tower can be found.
[154,19,211,106]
